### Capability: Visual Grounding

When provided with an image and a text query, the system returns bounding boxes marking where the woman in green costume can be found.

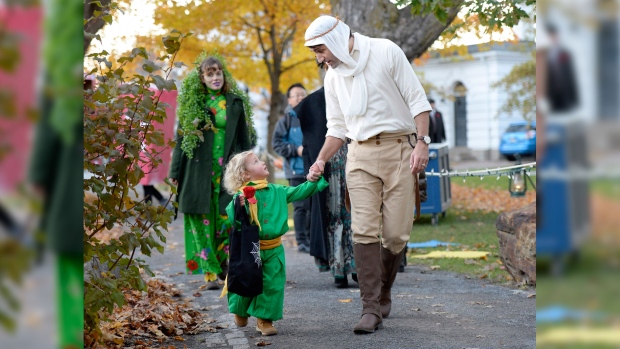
[169,56,253,289]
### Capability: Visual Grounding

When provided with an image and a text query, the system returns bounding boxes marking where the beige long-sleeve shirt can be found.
[324,37,431,142]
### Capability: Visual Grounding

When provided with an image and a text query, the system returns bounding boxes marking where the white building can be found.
[414,42,534,160]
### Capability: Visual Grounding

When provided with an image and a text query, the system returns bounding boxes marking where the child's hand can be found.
[238,195,245,206]
[306,168,320,182]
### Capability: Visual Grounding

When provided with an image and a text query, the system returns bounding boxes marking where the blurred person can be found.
[28,76,83,348]
[272,83,311,253]
[222,150,327,336]
[0,203,21,238]
[545,23,579,113]
[305,15,431,333]
[139,147,169,207]
[296,65,357,288]
[168,56,253,290]
[428,98,446,143]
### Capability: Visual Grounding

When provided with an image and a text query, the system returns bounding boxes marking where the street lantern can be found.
[509,169,527,197]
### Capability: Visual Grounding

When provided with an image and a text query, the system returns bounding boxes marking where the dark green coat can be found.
[168,92,253,215]
[28,95,83,254]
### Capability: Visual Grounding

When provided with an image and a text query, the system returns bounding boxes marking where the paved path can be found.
[144,215,535,349]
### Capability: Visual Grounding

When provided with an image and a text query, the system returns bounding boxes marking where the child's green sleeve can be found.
[285,176,329,203]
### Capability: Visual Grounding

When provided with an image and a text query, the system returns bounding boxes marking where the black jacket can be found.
[295,88,330,261]
[429,110,446,143]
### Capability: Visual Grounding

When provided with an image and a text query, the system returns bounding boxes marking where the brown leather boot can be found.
[234,314,248,327]
[379,245,406,318]
[353,242,383,334]
[256,318,278,336]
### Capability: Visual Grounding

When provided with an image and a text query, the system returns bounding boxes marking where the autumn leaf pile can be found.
[591,194,620,246]
[86,279,218,349]
[451,183,536,213]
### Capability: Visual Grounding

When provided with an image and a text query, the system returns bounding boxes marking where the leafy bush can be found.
[83,29,190,342]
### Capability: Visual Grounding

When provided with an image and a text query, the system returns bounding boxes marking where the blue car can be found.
[499,121,536,160]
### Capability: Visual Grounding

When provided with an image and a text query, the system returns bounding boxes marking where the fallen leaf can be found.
[431,304,445,307]
[174,336,185,341]
[193,292,202,297]
[430,265,441,270]
[338,299,353,303]
[527,293,536,298]
[256,341,272,346]
[413,308,421,311]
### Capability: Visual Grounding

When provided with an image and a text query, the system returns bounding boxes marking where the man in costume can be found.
[305,15,431,334]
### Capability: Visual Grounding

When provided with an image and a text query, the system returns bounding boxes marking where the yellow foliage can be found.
[137,0,330,93]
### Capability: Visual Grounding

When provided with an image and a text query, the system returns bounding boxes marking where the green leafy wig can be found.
[176,51,257,158]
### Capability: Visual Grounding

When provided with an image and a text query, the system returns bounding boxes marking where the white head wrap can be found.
[305,16,370,117]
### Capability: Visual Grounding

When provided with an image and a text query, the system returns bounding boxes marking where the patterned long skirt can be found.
[315,144,355,278]
[183,173,231,281]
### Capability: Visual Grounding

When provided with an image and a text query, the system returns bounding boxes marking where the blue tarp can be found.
[537,306,604,323]
[407,240,460,248]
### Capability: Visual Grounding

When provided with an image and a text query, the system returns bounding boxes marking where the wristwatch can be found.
[417,135,431,145]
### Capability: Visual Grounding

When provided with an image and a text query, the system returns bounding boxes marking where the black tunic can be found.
[294,88,330,262]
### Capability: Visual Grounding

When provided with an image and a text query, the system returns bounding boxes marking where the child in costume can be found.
[221,150,328,335]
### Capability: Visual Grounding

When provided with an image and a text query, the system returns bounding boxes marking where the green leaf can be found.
[155,244,164,254]
[111,290,125,307]
[164,79,177,91]
[434,8,448,25]
[131,47,148,59]
[142,60,160,73]
[151,75,166,90]
[102,14,113,25]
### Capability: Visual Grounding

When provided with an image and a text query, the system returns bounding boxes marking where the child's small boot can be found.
[256,318,277,336]
[234,315,248,327]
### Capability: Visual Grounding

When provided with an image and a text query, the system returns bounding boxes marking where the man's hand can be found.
[307,160,325,181]
[297,145,303,157]
[409,144,429,174]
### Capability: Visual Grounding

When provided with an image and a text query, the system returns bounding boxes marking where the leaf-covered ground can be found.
[86,279,222,349]
[451,181,536,213]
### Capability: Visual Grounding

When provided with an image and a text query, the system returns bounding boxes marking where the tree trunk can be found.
[330,0,464,60]
[84,0,112,54]
[266,70,285,183]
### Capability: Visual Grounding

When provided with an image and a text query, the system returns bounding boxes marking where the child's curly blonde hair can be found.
[223,150,254,195]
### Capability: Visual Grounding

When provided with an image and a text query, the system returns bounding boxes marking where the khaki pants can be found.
[345,134,416,254]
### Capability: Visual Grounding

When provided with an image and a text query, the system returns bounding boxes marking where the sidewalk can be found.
[142,215,535,349]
